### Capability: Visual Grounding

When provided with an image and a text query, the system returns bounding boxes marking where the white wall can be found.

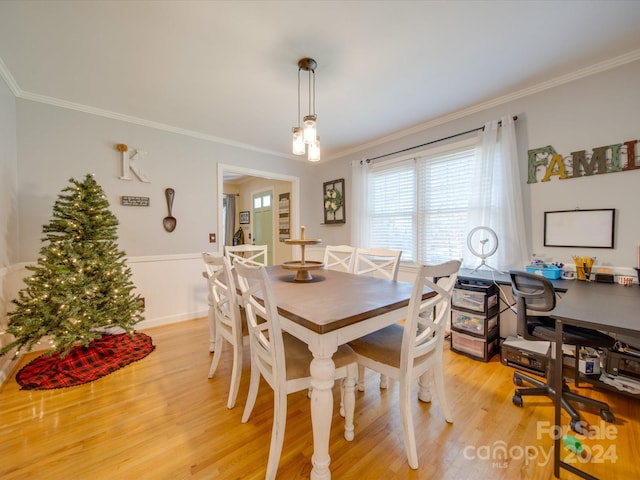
[3,57,640,385]
[319,59,640,277]
[0,77,17,270]
[3,99,316,361]
[0,75,18,381]
[15,100,315,260]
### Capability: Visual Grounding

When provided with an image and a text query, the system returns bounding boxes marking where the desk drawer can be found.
[451,331,499,362]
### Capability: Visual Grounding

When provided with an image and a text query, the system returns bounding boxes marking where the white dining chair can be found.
[353,247,402,280]
[353,247,403,388]
[348,259,461,469]
[225,244,268,266]
[202,252,248,409]
[234,261,357,480]
[323,244,355,272]
[202,257,217,353]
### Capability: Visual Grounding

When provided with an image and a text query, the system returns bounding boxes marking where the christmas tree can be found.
[1,174,144,359]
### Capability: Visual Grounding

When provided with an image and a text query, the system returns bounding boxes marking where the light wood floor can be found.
[1,317,638,479]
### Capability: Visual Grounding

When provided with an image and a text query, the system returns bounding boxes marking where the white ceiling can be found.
[1,1,640,162]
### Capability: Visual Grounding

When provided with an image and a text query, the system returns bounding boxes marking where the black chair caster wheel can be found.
[600,409,615,423]
[512,394,523,407]
[570,419,585,434]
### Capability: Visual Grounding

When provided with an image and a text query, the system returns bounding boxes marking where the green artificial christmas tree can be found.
[1,174,144,359]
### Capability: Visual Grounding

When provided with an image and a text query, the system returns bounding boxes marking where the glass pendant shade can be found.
[292,127,305,155]
[303,115,317,145]
[292,58,320,161]
[308,136,320,162]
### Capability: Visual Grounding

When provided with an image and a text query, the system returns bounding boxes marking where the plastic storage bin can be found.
[451,331,499,362]
[451,309,498,337]
[452,281,499,316]
[525,264,562,280]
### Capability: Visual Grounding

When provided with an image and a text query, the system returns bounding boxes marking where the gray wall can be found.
[0,75,18,379]
[0,76,17,269]
[317,59,640,274]
[15,100,315,260]
[2,58,639,374]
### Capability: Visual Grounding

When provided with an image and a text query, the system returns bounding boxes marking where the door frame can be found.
[217,163,300,256]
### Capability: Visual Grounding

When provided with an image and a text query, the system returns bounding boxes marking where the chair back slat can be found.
[225,244,268,267]
[323,245,355,273]
[354,247,402,280]
[234,262,285,390]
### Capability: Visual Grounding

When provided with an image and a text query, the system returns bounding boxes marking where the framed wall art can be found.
[239,210,250,225]
[323,178,345,224]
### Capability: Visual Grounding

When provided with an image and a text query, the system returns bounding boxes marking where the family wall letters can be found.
[527,139,639,184]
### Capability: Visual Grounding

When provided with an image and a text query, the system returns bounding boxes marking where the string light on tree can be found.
[0,174,144,359]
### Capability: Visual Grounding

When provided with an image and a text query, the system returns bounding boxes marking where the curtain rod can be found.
[363,115,518,163]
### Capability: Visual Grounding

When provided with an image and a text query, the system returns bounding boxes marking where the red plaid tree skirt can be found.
[16,332,155,390]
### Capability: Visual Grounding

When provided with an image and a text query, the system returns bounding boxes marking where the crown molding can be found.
[15,89,292,161]
[327,48,640,162]
[3,48,639,163]
[0,57,21,97]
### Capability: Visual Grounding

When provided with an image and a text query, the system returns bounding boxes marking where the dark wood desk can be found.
[551,281,640,479]
[457,267,569,292]
[264,266,434,480]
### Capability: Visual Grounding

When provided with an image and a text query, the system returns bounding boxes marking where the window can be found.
[365,140,478,265]
[253,193,271,209]
[368,160,416,261]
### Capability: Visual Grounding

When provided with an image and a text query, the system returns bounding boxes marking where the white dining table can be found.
[264,266,434,480]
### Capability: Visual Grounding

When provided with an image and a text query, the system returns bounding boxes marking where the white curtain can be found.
[463,116,529,271]
[352,116,529,271]
[351,159,370,247]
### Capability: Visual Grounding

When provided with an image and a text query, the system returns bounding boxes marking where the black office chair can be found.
[509,270,616,432]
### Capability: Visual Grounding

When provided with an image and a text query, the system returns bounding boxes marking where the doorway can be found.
[218,163,299,266]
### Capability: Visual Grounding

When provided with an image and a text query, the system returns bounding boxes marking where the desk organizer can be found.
[525,264,562,279]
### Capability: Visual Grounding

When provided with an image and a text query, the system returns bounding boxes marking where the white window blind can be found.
[417,147,476,264]
[368,160,417,262]
[364,141,478,265]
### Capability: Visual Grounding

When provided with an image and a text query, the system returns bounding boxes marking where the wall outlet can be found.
[209,233,216,243]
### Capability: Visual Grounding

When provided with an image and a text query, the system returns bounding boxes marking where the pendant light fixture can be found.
[292,57,320,162]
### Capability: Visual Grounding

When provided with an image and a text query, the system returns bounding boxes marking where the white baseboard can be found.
[136,310,207,330]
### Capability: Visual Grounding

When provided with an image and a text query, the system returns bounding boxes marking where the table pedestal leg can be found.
[310,354,335,480]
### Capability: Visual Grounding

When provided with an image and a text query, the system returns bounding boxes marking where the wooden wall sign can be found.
[279,192,290,242]
[527,139,638,184]
[121,196,150,206]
